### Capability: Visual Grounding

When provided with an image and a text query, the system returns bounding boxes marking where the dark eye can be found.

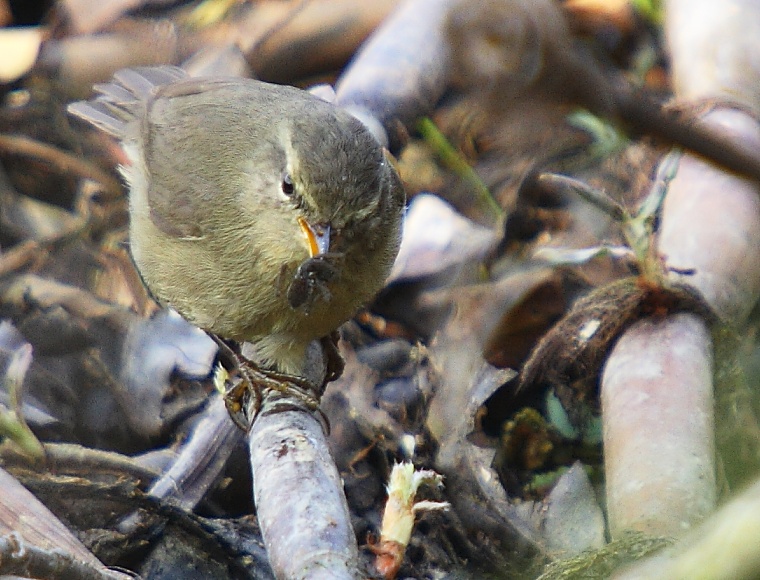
[281,173,295,196]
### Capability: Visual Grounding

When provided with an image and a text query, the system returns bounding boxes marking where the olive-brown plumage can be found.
[69,66,405,374]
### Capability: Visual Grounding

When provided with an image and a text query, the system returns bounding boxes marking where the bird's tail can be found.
[67,66,188,138]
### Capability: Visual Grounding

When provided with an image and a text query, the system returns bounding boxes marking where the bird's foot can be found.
[212,335,343,432]
[223,353,323,432]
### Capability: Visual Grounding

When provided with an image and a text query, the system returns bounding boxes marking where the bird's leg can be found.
[321,330,345,383]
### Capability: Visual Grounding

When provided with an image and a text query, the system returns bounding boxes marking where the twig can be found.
[118,394,242,533]
[244,0,313,55]
[537,173,626,222]
[248,388,360,579]
[0,134,122,199]
[0,533,133,580]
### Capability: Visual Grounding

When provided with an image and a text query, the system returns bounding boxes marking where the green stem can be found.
[417,117,504,222]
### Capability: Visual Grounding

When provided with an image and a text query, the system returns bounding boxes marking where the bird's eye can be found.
[281,173,295,196]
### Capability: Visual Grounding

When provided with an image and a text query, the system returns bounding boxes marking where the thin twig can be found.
[244,0,313,55]
[538,172,627,221]
[0,134,122,199]
[0,533,133,580]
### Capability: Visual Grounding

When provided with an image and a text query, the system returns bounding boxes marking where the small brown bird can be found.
[69,66,405,377]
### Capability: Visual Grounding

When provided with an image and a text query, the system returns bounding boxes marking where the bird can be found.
[69,66,405,384]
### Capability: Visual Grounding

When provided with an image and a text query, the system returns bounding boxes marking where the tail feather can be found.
[112,66,186,100]
[67,65,189,139]
[67,100,128,138]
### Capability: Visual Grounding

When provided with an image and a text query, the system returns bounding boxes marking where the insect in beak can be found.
[298,217,331,258]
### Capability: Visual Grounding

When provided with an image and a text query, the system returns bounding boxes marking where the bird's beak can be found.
[298,217,331,258]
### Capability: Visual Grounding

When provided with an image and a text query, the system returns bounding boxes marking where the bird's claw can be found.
[222,360,325,431]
